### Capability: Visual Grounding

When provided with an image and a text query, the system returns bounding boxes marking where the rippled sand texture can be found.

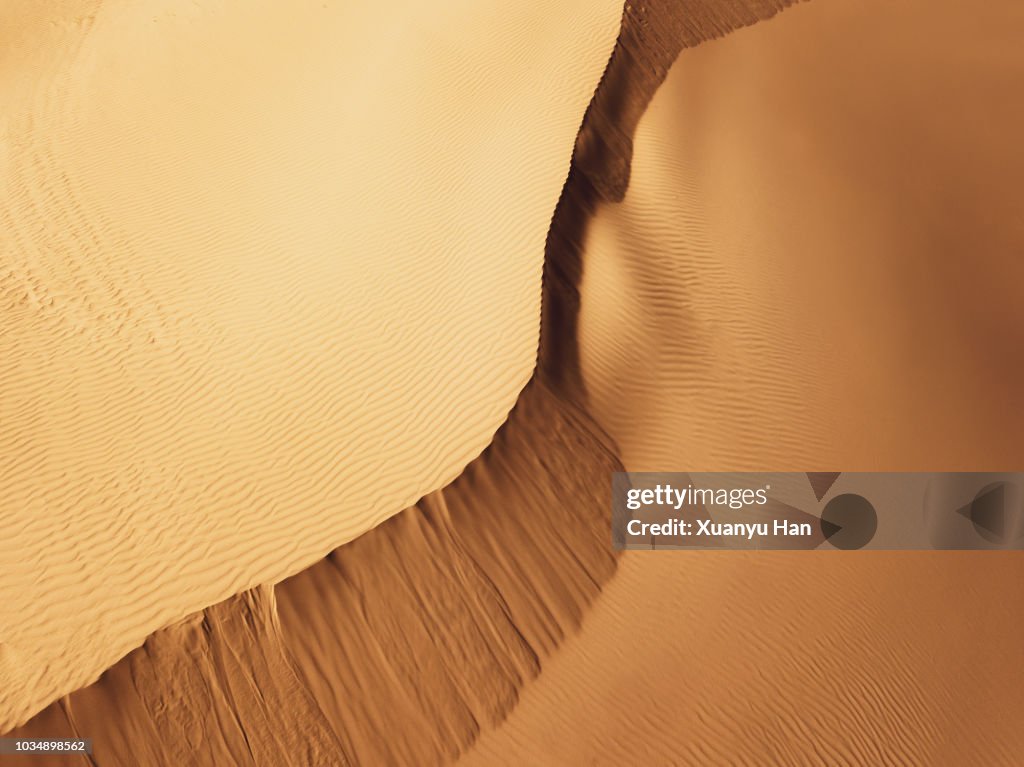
[0,0,622,730]
[467,0,1024,764]
[7,379,621,765]
[6,0,1024,764]
[577,0,1024,471]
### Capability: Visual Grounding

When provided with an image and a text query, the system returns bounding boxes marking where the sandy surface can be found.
[465,1,1024,764]
[577,0,1024,472]
[466,552,1024,765]
[4,0,1023,762]
[5,379,623,766]
[0,0,621,730]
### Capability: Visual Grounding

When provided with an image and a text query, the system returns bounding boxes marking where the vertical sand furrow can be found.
[1,0,624,730]
[10,0,1021,765]
[5,380,622,765]
[3,1,807,763]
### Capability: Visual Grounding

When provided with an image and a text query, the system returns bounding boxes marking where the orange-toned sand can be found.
[0,0,622,730]
[6,378,623,765]
[4,0,1024,763]
[466,0,1024,764]
[577,0,1024,471]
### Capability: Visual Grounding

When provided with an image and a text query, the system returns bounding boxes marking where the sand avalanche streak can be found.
[4,0,1024,765]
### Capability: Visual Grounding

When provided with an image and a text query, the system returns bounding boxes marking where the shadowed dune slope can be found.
[539,0,803,398]
[0,0,622,728]
[4,379,621,765]
[2,0,804,761]
[577,0,1024,471]
[466,1,1024,764]
[8,0,1024,764]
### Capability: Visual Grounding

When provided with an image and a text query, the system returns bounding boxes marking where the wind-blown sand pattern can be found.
[468,0,1024,764]
[5,0,1024,764]
[7,378,622,765]
[0,0,621,732]
[577,0,1024,471]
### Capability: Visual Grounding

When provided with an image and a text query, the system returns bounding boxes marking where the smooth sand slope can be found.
[0,0,623,730]
[577,0,1024,471]
[466,0,1024,764]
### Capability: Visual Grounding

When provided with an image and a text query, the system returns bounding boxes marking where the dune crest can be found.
[0,0,621,730]
[6,378,621,765]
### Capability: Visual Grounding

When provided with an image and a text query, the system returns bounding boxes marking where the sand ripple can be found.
[0,0,621,729]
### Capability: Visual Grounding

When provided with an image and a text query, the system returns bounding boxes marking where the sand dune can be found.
[5,0,1023,763]
[5,378,621,765]
[0,0,622,730]
[577,0,1024,472]
[466,0,1024,763]
[466,552,1024,765]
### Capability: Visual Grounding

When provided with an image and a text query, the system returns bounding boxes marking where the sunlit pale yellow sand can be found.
[5,0,1023,760]
[0,0,622,729]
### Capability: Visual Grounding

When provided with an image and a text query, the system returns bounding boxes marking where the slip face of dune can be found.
[4,378,622,765]
[538,0,804,399]
[0,0,624,730]
[466,1,1024,764]
[6,0,1024,762]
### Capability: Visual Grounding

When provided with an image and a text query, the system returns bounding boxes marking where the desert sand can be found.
[1,0,622,731]
[576,0,1024,472]
[4,0,1024,764]
[467,0,1024,764]
[6,377,623,765]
